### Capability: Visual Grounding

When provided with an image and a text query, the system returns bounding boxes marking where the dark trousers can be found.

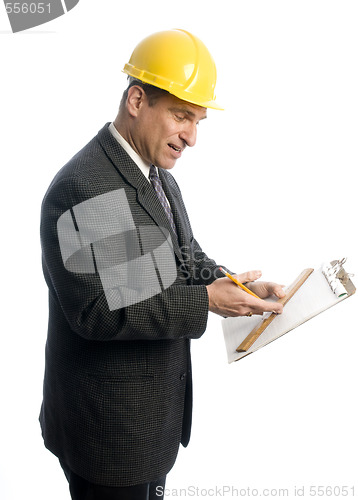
[60,460,166,500]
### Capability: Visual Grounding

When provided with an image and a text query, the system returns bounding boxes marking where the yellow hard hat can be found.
[123,29,223,110]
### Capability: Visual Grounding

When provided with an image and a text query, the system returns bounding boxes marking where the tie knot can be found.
[149,165,159,181]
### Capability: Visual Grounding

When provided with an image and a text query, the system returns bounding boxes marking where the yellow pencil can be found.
[219,267,261,299]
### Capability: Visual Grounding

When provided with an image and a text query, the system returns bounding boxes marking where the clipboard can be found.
[222,259,356,363]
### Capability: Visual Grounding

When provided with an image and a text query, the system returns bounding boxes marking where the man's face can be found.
[131,91,207,169]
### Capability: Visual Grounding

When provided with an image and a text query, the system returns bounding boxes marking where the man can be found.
[40,29,284,499]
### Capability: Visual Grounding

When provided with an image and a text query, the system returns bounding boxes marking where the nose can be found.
[179,122,197,148]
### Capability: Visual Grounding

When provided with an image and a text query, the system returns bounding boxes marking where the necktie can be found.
[149,165,178,237]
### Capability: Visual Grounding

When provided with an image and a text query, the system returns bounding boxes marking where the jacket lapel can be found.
[97,124,184,263]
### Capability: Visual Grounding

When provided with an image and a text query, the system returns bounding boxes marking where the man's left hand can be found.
[243,279,286,300]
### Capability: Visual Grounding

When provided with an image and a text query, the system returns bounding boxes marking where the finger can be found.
[259,300,283,315]
[244,294,284,315]
[234,270,262,283]
[260,282,286,299]
[250,298,283,314]
[263,301,283,314]
[271,284,286,299]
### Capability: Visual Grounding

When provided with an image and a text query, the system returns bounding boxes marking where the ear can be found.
[126,85,146,117]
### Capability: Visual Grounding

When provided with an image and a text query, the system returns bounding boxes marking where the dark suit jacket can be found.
[39,124,222,487]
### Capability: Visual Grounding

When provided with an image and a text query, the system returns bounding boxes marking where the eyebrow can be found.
[169,107,207,121]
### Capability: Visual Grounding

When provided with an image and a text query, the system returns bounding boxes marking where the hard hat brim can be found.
[122,67,224,110]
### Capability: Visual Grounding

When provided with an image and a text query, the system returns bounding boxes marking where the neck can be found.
[113,116,139,156]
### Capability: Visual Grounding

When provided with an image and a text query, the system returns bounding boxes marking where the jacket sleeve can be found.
[41,176,210,342]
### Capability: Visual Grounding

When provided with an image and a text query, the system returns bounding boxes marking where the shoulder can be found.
[42,125,128,208]
[48,125,113,187]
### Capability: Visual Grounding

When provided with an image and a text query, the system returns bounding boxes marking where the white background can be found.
[1,1,357,498]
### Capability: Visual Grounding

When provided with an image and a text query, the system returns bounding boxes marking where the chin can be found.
[157,161,177,170]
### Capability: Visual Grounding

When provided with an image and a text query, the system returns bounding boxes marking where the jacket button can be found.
[180,373,186,381]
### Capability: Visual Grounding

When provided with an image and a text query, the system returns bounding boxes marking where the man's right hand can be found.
[206,270,284,317]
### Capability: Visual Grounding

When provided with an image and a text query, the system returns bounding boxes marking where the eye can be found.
[174,113,186,122]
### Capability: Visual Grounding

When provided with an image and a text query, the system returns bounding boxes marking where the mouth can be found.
[168,143,183,153]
